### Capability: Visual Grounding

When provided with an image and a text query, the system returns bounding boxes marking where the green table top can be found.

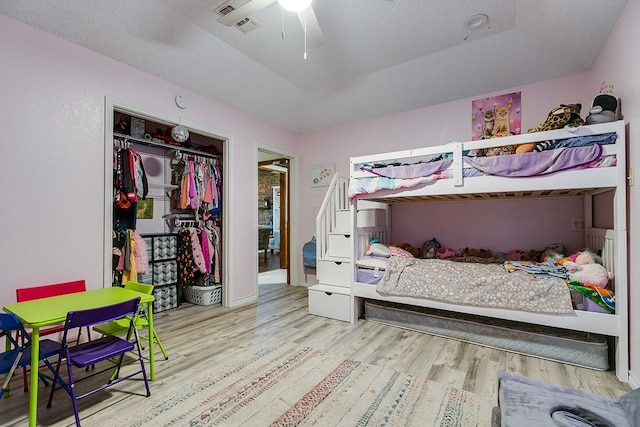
[3,287,154,329]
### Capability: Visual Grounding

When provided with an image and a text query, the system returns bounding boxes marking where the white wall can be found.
[589,0,640,386]
[0,15,299,309]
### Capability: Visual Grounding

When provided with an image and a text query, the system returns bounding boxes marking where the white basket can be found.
[184,285,222,306]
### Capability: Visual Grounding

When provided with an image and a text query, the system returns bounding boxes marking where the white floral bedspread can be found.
[376,257,574,314]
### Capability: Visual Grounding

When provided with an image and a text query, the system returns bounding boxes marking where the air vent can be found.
[235,17,260,34]
[214,2,260,34]
[217,5,235,15]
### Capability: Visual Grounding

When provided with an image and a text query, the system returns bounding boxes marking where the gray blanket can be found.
[376,257,574,314]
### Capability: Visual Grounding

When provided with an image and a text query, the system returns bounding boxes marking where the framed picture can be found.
[471,92,521,140]
[130,117,146,139]
[137,198,154,219]
[310,164,335,187]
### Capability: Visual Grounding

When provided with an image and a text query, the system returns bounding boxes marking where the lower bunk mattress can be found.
[364,299,609,370]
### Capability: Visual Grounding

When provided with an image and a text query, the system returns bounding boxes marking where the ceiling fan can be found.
[217,0,324,49]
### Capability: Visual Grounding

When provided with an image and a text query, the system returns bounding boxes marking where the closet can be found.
[111,111,224,312]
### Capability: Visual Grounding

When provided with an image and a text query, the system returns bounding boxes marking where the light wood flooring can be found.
[2,283,631,426]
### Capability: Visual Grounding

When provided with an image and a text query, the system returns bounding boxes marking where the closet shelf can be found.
[148,183,179,191]
[113,132,219,159]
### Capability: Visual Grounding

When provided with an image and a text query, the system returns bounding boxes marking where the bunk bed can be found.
[347,120,629,382]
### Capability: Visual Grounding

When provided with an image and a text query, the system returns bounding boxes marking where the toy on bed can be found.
[585,94,621,125]
[557,249,616,313]
[562,250,613,288]
[516,103,584,153]
[421,238,441,259]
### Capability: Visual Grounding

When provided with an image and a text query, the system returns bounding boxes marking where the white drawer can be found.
[327,233,351,258]
[357,209,386,227]
[308,284,351,322]
[317,259,351,287]
[335,210,351,233]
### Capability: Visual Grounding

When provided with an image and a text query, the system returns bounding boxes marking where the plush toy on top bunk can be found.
[585,94,622,125]
[516,103,584,153]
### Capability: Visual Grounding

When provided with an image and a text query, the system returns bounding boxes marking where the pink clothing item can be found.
[133,230,149,275]
[190,228,207,274]
[200,228,210,274]
[188,162,199,209]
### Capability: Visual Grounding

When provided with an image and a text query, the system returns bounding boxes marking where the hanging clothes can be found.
[177,227,199,287]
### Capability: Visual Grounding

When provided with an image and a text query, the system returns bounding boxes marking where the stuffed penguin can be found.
[585,94,620,125]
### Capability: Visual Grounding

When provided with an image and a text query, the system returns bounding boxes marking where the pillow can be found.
[389,246,414,258]
[366,243,390,257]
[356,256,388,270]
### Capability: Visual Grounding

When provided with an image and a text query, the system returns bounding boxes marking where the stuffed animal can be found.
[421,238,442,259]
[566,263,613,288]
[562,250,612,288]
[516,104,584,153]
[436,247,455,259]
[585,94,620,125]
[464,248,494,258]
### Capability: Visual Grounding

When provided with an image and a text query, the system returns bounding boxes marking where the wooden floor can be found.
[258,249,281,273]
[2,283,631,426]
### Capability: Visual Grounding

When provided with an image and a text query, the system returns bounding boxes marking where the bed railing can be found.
[585,227,617,291]
[315,173,350,260]
[349,121,624,189]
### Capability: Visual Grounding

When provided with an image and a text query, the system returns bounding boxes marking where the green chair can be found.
[93,282,168,360]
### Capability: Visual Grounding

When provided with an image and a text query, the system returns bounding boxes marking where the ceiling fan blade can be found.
[218,0,277,26]
[296,6,324,49]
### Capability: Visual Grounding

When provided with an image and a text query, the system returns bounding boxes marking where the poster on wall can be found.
[310,164,335,187]
[471,92,521,141]
[137,198,154,219]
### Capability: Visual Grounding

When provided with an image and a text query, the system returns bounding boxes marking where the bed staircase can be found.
[308,174,388,323]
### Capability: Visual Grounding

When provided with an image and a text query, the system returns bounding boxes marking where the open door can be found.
[258,153,290,283]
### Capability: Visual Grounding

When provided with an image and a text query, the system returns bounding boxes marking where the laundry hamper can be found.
[184,285,222,306]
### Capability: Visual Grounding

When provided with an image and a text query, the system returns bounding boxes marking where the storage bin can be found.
[308,284,351,322]
[184,285,222,306]
[153,284,179,313]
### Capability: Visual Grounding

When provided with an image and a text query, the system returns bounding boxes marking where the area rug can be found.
[91,338,492,426]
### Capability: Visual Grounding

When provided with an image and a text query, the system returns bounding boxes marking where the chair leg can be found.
[152,329,169,360]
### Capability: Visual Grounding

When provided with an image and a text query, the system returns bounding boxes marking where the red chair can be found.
[15,280,91,392]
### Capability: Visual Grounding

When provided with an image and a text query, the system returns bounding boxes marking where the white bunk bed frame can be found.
[348,120,629,382]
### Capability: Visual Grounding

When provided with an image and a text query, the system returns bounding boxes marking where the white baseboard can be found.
[628,370,640,389]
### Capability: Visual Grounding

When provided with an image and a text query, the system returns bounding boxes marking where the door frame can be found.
[257,145,298,287]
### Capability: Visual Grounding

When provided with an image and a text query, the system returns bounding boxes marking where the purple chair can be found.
[46,298,150,426]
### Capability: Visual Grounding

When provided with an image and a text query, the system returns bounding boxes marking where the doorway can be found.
[258,150,290,285]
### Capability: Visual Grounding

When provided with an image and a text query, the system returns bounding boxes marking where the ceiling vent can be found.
[234,17,260,34]
[214,2,260,34]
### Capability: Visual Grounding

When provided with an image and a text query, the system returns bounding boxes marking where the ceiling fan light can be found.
[278,0,312,12]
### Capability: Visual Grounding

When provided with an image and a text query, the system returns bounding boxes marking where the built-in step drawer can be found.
[357,208,386,227]
[308,284,351,322]
[317,259,351,287]
[335,209,350,233]
[327,233,351,258]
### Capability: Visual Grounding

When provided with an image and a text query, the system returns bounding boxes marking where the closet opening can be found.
[104,99,229,312]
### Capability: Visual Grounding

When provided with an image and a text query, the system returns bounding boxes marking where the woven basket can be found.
[184,285,222,306]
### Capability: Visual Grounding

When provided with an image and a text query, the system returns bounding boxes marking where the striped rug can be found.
[91,338,492,426]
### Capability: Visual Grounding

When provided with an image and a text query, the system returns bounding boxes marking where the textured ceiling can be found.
[0,0,627,132]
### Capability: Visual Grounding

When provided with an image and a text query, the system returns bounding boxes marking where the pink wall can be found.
[0,15,299,309]
[390,198,583,255]
[588,0,640,386]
